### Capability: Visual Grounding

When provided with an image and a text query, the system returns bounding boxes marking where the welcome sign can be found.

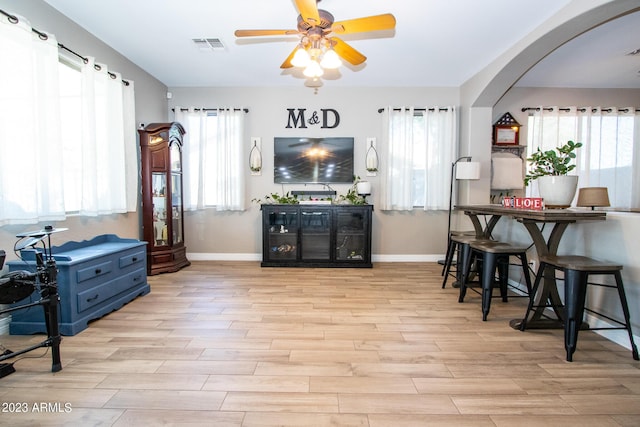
[502,197,544,210]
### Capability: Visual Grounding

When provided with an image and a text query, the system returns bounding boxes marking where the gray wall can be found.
[168,86,461,261]
[0,0,168,263]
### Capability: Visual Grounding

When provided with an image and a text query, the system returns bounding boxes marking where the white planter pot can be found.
[538,175,579,209]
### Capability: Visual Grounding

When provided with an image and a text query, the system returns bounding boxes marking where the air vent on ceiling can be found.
[192,38,225,52]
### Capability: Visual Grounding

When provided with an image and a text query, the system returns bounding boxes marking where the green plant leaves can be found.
[524,140,582,186]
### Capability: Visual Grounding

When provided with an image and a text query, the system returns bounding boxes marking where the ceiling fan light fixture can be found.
[303,59,324,77]
[291,46,311,67]
[320,48,342,69]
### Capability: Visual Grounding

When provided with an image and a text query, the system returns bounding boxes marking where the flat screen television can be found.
[274,137,354,184]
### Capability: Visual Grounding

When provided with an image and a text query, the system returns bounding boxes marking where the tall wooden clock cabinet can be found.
[138,122,190,275]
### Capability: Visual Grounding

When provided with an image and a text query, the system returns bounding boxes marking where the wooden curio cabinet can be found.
[139,122,190,275]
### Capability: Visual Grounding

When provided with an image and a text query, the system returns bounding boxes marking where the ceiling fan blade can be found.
[331,14,396,34]
[280,47,298,69]
[332,38,367,66]
[234,29,298,37]
[294,0,321,26]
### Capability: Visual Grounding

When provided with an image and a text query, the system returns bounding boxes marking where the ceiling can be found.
[42,0,640,89]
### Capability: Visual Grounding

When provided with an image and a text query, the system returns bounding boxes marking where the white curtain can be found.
[576,107,639,209]
[0,14,65,225]
[421,107,458,210]
[78,57,131,216]
[0,14,136,224]
[176,108,246,211]
[177,107,210,211]
[381,106,457,211]
[527,106,639,209]
[215,109,246,211]
[381,107,414,210]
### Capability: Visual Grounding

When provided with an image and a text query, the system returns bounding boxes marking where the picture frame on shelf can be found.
[493,112,521,146]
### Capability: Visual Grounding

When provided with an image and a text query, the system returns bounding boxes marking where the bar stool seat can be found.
[520,255,639,362]
[459,240,532,321]
[441,233,485,289]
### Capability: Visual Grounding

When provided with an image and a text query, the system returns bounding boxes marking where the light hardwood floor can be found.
[1,261,639,426]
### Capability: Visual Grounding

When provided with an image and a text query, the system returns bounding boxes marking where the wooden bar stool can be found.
[521,255,639,362]
[459,240,532,321]
[441,233,480,289]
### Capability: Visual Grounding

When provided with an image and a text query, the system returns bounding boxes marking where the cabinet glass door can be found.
[335,210,366,261]
[152,173,168,247]
[170,143,183,245]
[265,209,299,261]
[301,209,330,260]
[171,173,183,244]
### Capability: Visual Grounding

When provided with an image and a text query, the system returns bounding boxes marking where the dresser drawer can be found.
[119,250,145,269]
[76,260,113,283]
[76,268,146,313]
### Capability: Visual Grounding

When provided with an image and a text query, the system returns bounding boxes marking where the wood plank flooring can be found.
[0,261,638,426]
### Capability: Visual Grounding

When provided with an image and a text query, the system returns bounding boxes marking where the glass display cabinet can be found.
[261,204,372,267]
[139,122,190,275]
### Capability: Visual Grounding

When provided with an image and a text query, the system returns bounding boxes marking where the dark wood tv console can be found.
[261,204,373,268]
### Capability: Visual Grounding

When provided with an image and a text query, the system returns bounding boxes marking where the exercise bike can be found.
[0,226,66,378]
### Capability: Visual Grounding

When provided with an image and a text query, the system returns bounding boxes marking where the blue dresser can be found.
[7,234,149,336]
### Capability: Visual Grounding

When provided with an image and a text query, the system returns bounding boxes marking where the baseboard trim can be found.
[186,253,444,263]
[187,253,262,262]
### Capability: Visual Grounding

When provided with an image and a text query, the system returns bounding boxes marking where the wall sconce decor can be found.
[365,137,379,176]
[249,137,262,175]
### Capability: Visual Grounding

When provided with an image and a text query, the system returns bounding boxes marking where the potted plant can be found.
[252,192,299,205]
[336,176,368,205]
[524,140,582,208]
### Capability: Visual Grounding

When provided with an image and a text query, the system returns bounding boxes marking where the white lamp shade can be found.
[320,49,342,69]
[303,60,324,77]
[456,161,480,180]
[356,181,371,195]
[291,48,310,67]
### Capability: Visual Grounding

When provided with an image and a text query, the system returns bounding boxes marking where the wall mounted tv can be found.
[274,137,354,184]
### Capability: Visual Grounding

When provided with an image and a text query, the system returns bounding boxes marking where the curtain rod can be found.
[172,107,249,113]
[378,107,451,113]
[522,106,640,113]
[1,8,130,86]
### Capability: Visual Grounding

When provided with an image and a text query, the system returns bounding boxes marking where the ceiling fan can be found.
[234,0,396,78]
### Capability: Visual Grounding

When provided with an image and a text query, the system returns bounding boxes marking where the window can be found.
[0,17,136,225]
[175,108,246,211]
[381,107,457,211]
[526,107,639,209]
[58,60,83,212]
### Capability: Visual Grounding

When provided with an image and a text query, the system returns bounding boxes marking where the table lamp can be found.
[576,187,610,210]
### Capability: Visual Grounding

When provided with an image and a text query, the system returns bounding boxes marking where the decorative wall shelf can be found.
[492,144,527,156]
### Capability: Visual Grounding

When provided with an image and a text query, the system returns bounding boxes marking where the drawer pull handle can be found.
[86,294,99,302]
[95,268,102,275]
